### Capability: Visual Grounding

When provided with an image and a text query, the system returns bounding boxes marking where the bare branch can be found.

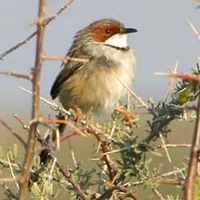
[7,153,20,190]
[13,114,30,131]
[0,118,26,148]
[155,72,200,82]
[91,128,115,182]
[188,21,200,43]
[0,71,32,81]
[42,55,89,63]
[0,0,76,59]
[44,0,75,25]
[184,95,200,199]
[164,61,179,101]
[159,134,171,163]
[30,118,86,136]
[150,178,184,186]
[0,182,19,200]
[18,86,71,115]
[19,0,46,199]
[56,161,88,199]
[156,143,191,148]
[0,177,20,183]
[152,188,165,200]
[110,69,148,109]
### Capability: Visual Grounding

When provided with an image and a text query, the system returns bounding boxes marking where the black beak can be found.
[124,28,138,34]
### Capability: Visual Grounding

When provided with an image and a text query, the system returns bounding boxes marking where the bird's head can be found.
[74,19,137,55]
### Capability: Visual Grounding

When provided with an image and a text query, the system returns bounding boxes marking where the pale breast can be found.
[59,47,136,116]
[102,48,136,110]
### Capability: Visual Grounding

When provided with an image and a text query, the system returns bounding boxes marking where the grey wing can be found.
[50,61,84,99]
[50,37,91,99]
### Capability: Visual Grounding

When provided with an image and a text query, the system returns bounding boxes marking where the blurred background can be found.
[0,0,200,199]
[1,0,200,120]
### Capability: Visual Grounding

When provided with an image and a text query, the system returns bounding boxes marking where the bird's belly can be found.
[59,58,134,116]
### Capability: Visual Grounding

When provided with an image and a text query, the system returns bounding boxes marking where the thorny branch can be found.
[0,118,26,148]
[0,71,32,81]
[42,55,89,63]
[56,162,88,200]
[155,72,200,82]
[0,0,75,59]
[90,129,115,182]
[0,182,18,200]
[19,0,46,199]
[184,95,200,200]
[96,186,137,200]
[18,86,71,115]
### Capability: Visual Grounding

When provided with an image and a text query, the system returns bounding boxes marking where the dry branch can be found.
[184,95,200,199]
[155,72,200,82]
[55,161,88,199]
[42,55,89,63]
[0,0,75,59]
[18,86,71,115]
[19,0,46,199]
[0,71,32,81]
[0,118,26,148]
[0,177,20,183]
[188,21,200,43]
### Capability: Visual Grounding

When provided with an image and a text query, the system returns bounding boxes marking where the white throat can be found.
[104,34,128,48]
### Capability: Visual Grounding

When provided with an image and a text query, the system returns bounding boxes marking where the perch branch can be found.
[184,95,200,199]
[19,0,46,199]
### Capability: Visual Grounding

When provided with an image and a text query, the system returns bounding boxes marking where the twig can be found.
[92,130,115,182]
[152,188,165,200]
[13,114,30,131]
[0,32,37,59]
[156,143,191,148]
[0,159,21,171]
[110,69,148,109]
[105,177,184,188]
[18,86,71,115]
[150,178,184,186]
[0,71,32,81]
[97,185,137,200]
[0,0,76,59]
[31,118,86,136]
[0,182,19,200]
[164,61,179,100]
[188,21,200,43]
[159,134,171,163]
[102,143,191,156]
[101,144,137,156]
[59,129,81,142]
[44,0,75,25]
[56,162,88,199]
[42,55,89,63]
[19,1,46,199]
[184,95,200,200]
[68,139,77,167]
[158,168,185,178]
[0,177,20,183]
[154,72,200,82]
[0,118,26,148]
[109,121,116,139]
[42,157,57,195]
[7,153,19,191]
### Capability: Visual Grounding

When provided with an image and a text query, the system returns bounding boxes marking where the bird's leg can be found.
[115,106,135,123]
[73,105,82,122]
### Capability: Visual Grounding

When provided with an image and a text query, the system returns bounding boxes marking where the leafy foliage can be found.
[0,66,199,199]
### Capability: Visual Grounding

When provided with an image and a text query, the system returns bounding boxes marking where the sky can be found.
[0,0,200,121]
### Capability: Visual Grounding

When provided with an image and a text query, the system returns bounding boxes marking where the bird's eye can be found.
[106,29,112,34]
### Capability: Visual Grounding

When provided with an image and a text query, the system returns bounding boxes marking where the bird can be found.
[50,18,137,119]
